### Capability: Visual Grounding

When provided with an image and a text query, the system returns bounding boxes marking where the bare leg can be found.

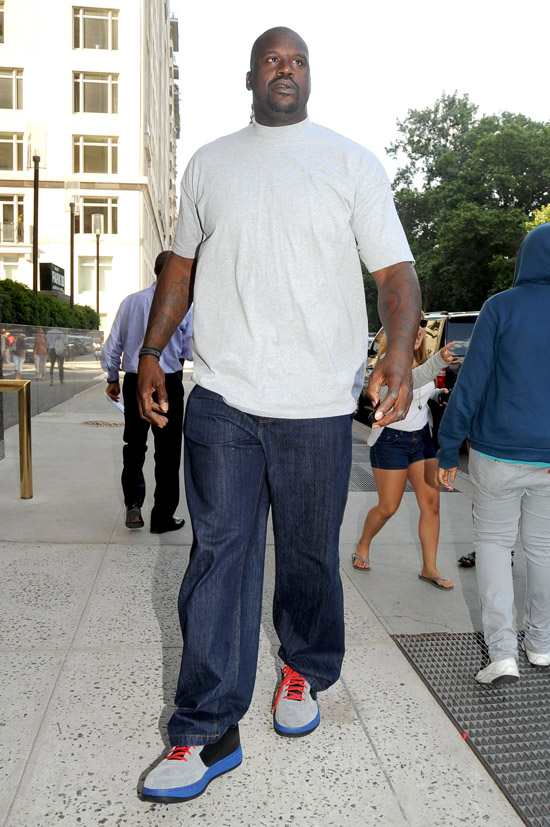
[407,458,453,588]
[355,467,408,569]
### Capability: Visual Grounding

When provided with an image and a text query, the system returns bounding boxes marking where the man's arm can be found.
[368,261,421,427]
[137,253,196,427]
[102,303,125,395]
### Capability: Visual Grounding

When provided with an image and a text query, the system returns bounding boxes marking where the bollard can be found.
[0,379,33,498]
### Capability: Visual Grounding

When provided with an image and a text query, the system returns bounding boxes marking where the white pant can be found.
[470,450,550,661]
[12,354,24,372]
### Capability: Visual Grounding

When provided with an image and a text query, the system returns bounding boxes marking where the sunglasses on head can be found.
[419,319,428,328]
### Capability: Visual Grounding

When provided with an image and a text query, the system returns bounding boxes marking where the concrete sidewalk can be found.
[0,381,523,826]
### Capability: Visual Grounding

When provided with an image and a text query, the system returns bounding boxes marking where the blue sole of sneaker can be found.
[274,708,320,738]
[141,746,242,803]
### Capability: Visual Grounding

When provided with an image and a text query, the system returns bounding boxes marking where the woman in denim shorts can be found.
[353,318,457,590]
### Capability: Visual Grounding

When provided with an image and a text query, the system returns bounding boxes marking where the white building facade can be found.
[0,0,179,332]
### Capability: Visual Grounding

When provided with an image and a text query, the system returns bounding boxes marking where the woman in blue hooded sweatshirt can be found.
[437,223,550,686]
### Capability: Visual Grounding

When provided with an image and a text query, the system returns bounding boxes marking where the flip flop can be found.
[418,574,454,590]
[352,551,371,572]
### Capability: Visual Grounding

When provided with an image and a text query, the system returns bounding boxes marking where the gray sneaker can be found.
[273,664,320,737]
[141,725,242,803]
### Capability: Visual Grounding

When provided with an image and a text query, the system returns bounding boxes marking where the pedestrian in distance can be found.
[102,251,193,534]
[33,328,48,380]
[12,331,26,380]
[437,222,550,686]
[137,26,421,803]
[46,326,68,384]
[354,315,459,590]
[0,328,10,365]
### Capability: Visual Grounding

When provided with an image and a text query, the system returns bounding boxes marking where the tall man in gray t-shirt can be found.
[138,27,421,802]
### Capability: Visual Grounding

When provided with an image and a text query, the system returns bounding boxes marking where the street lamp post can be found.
[91,214,103,316]
[95,227,100,314]
[27,125,47,300]
[70,201,75,310]
[64,183,80,310]
[32,155,40,295]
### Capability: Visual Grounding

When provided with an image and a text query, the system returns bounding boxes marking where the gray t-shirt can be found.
[173,118,413,418]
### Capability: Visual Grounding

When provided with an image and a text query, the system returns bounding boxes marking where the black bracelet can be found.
[138,346,162,360]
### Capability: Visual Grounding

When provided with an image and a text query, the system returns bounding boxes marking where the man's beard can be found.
[266,88,300,114]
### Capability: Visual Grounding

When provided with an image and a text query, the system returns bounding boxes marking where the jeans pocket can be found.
[380,429,401,443]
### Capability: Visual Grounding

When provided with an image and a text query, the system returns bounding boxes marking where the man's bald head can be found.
[250,27,309,69]
[247,27,311,127]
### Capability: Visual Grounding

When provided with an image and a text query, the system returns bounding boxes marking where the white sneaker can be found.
[522,639,550,667]
[475,657,519,685]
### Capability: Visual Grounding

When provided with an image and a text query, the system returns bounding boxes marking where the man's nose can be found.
[277,61,294,77]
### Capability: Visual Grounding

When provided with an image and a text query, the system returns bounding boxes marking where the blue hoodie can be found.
[438,222,550,468]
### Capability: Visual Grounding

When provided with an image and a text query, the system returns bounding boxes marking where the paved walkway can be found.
[0,380,523,826]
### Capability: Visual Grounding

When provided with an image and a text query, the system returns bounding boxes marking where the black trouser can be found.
[121,371,184,524]
[49,348,65,382]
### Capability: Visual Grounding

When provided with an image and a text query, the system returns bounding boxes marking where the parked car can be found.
[24,336,35,363]
[355,311,480,445]
[67,335,91,358]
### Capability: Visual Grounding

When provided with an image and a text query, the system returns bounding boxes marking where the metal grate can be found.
[392,631,550,827]
[349,463,415,493]
[349,442,456,493]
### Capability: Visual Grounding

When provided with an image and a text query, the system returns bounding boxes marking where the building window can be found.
[0,2,5,44]
[75,196,118,234]
[0,68,23,110]
[73,72,118,114]
[78,256,112,292]
[73,136,118,174]
[73,7,118,50]
[0,133,24,170]
[0,255,19,279]
[0,195,24,242]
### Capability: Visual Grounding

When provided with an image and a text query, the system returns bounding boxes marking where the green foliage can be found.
[525,203,550,231]
[361,263,381,331]
[0,279,100,329]
[388,95,550,309]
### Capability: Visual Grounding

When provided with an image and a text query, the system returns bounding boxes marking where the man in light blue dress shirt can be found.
[102,251,193,532]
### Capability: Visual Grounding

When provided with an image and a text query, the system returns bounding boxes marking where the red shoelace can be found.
[165,746,196,761]
[273,665,306,712]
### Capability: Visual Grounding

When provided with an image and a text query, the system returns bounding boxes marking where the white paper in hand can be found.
[105,393,124,414]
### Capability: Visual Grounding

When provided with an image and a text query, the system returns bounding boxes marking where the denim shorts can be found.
[370,423,436,470]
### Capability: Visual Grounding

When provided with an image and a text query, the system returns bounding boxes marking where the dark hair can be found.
[154,251,171,277]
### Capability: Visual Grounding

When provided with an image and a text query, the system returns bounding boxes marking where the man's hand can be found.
[367,350,413,427]
[137,355,169,428]
[106,381,120,402]
[437,466,457,491]
[369,261,421,427]
[137,253,196,427]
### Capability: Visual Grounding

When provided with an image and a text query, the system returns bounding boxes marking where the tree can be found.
[387,95,550,309]
[0,279,100,329]
[525,203,550,231]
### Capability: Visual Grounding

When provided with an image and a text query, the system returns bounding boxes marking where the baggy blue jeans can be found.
[167,386,352,745]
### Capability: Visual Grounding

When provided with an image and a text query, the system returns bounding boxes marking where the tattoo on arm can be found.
[143,257,195,351]
[376,263,421,354]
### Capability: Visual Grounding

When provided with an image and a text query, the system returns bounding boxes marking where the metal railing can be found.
[0,222,25,243]
[0,379,32,498]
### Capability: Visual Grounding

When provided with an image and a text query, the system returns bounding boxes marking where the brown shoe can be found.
[126,505,144,529]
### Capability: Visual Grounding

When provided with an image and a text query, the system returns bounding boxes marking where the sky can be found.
[169,0,548,183]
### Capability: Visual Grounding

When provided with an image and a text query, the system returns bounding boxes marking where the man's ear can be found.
[245,71,252,90]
